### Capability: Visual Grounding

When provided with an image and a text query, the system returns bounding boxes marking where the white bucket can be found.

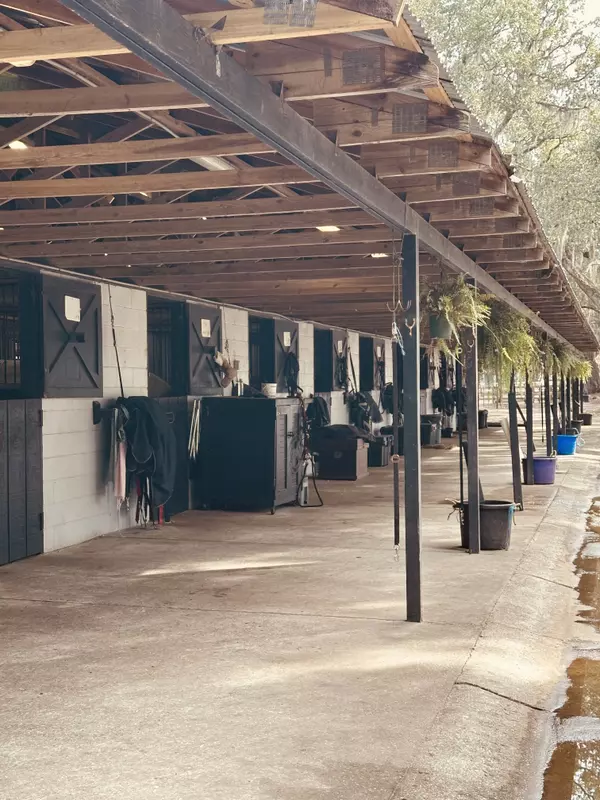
[262,383,278,397]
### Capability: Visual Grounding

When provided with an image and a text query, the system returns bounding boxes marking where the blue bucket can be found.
[557,434,578,456]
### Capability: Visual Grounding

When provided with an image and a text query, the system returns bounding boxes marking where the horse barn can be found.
[0,1,599,799]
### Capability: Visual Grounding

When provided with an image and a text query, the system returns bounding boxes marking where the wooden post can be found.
[392,340,401,551]
[401,234,422,622]
[524,373,534,484]
[580,379,585,414]
[572,378,580,420]
[566,377,572,427]
[465,326,480,554]
[560,375,567,434]
[508,373,524,508]
[544,371,552,456]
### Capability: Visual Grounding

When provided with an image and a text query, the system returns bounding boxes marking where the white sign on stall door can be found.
[64,295,81,322]
[283,331,291,348]
[201,319,211,338]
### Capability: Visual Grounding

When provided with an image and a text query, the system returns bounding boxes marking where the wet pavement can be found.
[542,498,600,799]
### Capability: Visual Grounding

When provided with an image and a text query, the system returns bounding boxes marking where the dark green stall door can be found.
[0,399,43,565]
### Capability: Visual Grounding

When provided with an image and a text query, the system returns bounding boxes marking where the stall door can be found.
[188,303,222,395]
[0,399,43,565]
[42,276,102,397]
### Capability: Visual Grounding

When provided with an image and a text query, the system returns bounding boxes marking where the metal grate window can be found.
[392,103,428,134]
[342,48,383,86]
[452,172,481,196]
[428,141,459,169]
[264,0,318,27]
[0,281,20,387]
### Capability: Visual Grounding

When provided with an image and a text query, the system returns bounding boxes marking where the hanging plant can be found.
[570,357,593,381]
[421,273,490,359]
[478,300,540,397]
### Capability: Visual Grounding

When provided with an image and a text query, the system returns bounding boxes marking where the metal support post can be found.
[560,375,566,434]
[566,377,572,427]
[572,379,580,420]
[544,372,552,456]
[401,234,422,622]
[552,372,559,450]
[508,374,524,508]
[392,341,401,553]
[580,379,585,414]
[456,359,464,507]
[524,373,534,485]
[464,326,480,554]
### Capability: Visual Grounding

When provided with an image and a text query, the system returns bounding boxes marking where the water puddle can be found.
[541,498,600,799]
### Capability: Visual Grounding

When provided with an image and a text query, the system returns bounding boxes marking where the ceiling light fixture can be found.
[370,252,389,258]
[316,225,341,232]
[8,140,28,150]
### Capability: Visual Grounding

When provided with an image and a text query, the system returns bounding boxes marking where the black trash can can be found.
[478,409,489,429]
[480,500,515,550]
[420,420,434,446]
[368,435,392,467]
[569,419,582,433]
[421,414,442,446]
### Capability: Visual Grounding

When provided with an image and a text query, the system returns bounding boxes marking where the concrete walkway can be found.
[1,413,597,800]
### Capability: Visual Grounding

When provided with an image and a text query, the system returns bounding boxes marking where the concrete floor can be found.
[1,413,598,800]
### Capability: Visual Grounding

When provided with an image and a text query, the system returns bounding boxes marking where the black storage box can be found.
[196,396,302,511]
[368,435,392,467]
[315,438,369,481]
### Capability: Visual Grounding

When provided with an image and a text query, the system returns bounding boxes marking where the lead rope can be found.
[108,285,125,399]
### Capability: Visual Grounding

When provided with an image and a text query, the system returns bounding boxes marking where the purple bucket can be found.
[532,456,557,485]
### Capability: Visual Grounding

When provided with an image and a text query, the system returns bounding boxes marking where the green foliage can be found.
[478,301,541,393]
[421,273,490,357]
[410,0,600,326]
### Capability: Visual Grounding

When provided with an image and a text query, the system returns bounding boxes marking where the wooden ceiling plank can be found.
[0,226,397,258]
[0,193,357,225]
[0,161,507,200]
[49,241,400,268]
[0,6,396,64]
[0,128,486,171]
[0,53,439,117]
[0,209,379,243]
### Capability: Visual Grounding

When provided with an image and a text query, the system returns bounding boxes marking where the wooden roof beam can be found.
[54,0,584,348]
[0,48,439,117]
[0,6,401,66]
[0,132,490,172]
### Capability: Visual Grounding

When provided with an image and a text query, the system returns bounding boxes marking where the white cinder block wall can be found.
[298,322,314,396]
[42,283,148,552]
[40,275,395,552]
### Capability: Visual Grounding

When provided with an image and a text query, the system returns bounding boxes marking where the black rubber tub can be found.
[455,500,515,550]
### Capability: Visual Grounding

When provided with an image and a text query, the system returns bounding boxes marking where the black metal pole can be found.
[465,326,480,554]
[401,234,422,623]
[540,384,545,444]
[580,379,585,414]
[456,359,464,506]
[560,375,566,434]
[566,377,572,427]
[392,340,401,550]
[552,372,559,450]
[525,373,534,485]
[572,378,579,420]
[544,371,552,456]
[508,373,524,508]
